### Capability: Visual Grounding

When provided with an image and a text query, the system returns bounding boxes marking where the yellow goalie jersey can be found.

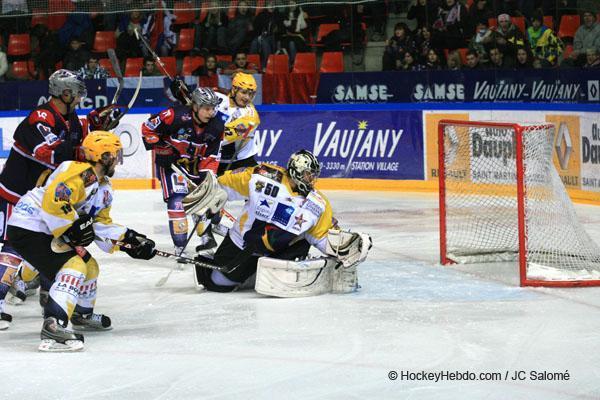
[8,161,127,252]
[218,164,335,255]
[215,91,260,162]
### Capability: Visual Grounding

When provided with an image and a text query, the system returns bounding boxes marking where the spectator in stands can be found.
[489,46,513,68]
[382,23,414,71]
[63,37,91,72]
[542,0,577,29]
[58,9,94,48]
[464,49,483,69]
[158,13,177,57]
[31,24,63,80]
[222,52,259,75]
[117,22,144,61]
[193,54,218,77]
[446,49,462,70]
[141,57,161,76]
[467,0,494,35]
[491,14,525,64]
[0,0,29,45]
[432,0,468,49]
[414,26,433,63]
[583,48,600,68]
[407,0,439,30]
[225,0,253,56]
[0,45,7,82]
[401,50,425,71]
[568,11,600,66]
[322,4,366,54]
[250,0,285,70]
[469,20,493,65]
[425,49,443,69]
[197,0,228,55]
[281,1,310,67]
[78,55,109,79]
[116,10,145,38]
[527,12,564,67]
[515,46,533,68]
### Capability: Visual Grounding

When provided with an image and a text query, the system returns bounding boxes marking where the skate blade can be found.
[71,324,113,332]
[38,339,84,352]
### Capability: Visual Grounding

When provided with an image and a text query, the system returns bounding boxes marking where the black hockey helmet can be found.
[287,150,321,196]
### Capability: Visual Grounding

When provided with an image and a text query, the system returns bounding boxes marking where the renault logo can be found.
[555,122,572,170]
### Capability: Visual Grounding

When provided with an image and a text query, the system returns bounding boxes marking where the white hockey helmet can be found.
[48,69,87,98]
[287,150,321,196]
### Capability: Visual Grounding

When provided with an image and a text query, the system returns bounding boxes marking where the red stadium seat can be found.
[47,0,73,30]
[182,56,204,76]
[173,2,195,25]
[292,52,316,73]
[216,54,232,63]
[247,54,261,70]
[457,48,468,64]
[176,28,195,52]
[265,54,289,74]
[563,44,574,59]
[47,14,67,31]
[11,61,35,79]
[255,0,265,16]
[316,23,340,43]
[543,15,554,29]
[93,31,116,53]
[160,56,178,76]
[319,51,344,73]
[99,58,116,77]
[558,15,580,39]
[7,34,31,56]
[124,57,144,77]
[30,10,49,28]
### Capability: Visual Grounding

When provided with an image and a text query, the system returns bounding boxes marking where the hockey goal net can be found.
[438,120,600,287]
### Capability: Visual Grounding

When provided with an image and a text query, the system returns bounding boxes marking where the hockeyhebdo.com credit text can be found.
[387,370,571,382]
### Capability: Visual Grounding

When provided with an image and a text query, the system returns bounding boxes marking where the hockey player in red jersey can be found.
[141,87,224,258]
[0,70,123,330]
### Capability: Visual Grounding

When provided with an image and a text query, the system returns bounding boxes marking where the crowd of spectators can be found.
[0,0,598,83]
[383,0,600,71]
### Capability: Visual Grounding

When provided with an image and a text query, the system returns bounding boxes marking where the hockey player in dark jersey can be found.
[0,70,123,330]
[141,87,224,258]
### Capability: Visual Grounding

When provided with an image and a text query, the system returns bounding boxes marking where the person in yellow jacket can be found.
[527,13,564,67]
[6,131,156,352]
[185,150,372,293]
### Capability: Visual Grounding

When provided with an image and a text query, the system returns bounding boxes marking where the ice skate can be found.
[39,317,84,352]
[71,312,112,331]
[195,230,217,254]
[6,276,27,305]
[0,313,12,330]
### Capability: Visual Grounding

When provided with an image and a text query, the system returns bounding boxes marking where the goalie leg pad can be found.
[255,256,340,298]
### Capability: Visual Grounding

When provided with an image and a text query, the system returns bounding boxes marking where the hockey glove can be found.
[88,105,123,130]
[121,229,156,260]
[170,78,191,105]
[64,215,95,247]
[154,144,181,168]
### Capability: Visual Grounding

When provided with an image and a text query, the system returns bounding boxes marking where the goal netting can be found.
[438,120,600,287]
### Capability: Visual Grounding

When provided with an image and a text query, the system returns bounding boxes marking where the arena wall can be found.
[1,103,598,203]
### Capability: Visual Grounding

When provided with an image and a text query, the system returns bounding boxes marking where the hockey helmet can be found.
[231,72,257,91]
[48,69,87,98]
[191,87,220,107]
[82,131,123,165]
[287,150,321,196]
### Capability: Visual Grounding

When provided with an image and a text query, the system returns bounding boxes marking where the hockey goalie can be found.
[182,149,372,297]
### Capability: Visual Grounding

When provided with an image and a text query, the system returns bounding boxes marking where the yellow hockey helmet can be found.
[231,72,257,91]
[82,131,123,164]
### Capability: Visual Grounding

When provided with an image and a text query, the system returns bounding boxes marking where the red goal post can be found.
[438,119,600,287]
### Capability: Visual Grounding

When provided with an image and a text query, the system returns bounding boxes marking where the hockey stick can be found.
[117,242,226,272]
[104,71,143,130]
[107,48,124,105]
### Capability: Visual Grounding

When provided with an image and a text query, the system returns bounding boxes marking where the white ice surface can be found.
[2,189,600,400]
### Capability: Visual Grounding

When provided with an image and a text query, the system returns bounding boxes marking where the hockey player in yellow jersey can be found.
[183,150,372,295]
[6,131,156,352]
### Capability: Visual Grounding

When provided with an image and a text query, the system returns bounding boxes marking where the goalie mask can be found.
[287,150,321,196]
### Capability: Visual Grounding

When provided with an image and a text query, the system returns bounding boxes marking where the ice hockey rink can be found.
[2,188,600,400]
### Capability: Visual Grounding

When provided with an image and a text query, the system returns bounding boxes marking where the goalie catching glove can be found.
[325,229,372,268]
[181,172,227,216]
[120,229,156,260]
